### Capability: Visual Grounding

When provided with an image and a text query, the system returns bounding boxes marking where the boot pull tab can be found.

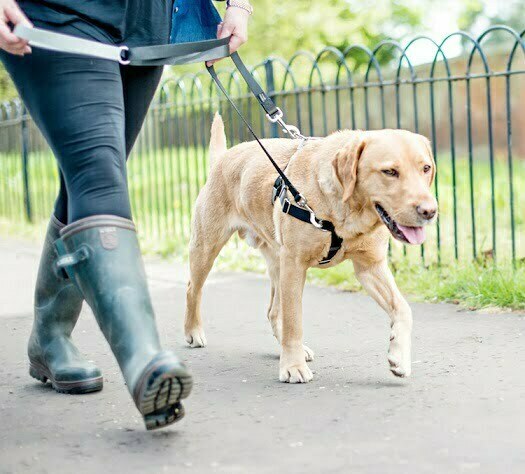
[56,245,90,270]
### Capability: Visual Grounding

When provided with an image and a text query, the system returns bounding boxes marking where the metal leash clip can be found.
[294,194,325,230]
[266,108,307,140]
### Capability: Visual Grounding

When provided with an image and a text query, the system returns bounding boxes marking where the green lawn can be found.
[1,144,524,311]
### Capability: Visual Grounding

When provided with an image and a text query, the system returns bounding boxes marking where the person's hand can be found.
[0,0,32,56]
[206,5,249,66]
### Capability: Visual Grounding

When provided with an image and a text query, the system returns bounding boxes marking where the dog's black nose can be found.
[416,204,437,220]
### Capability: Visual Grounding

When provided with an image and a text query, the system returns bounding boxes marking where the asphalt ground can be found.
[1,237,524,474]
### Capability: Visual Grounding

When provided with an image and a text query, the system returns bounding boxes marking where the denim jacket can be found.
[170,0,223,43]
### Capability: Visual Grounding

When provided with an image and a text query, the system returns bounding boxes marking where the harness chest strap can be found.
[272,175,343,265]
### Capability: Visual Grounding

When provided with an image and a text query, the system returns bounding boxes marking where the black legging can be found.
[0,26,162,224]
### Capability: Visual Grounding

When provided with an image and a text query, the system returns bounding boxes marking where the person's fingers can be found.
[5,3,33,27]
[0,2,33,54]
[0,43,30,55]
[206,15,248,66]
[2,41,30,55]
[0,22,25,46]
[206,23,226,67]
[0,1,33,54]
[229,32,247,54]
[219,20,235,39]
[206,22,235,66]
[0,24,31,54]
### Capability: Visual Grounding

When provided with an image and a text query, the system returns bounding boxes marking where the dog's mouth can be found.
[375,204,426,245]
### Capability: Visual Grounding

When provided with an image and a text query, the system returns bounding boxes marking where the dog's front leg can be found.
[353,258,412,377]
[278,250,313,383]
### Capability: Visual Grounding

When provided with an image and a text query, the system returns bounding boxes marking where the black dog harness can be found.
[14,24,343,265]
[270,138,343,265]
[272,175,343,265]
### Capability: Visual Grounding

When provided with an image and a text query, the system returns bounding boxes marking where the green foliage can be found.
[459,0,525,33]
[0,64,17,101]
[236,0,426,69]
[458,0,484,31]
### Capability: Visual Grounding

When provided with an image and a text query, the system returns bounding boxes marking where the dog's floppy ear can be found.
[421,136,436,187]
[332,135,366,202]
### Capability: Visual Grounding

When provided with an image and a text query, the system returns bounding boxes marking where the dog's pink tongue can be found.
[397,225,426,245]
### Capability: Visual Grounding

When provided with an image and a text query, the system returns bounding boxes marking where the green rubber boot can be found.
[56,215,192,430]
[28,215,103,394]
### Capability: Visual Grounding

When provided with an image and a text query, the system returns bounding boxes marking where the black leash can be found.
[14,24,344,264]
[207,54,304,203]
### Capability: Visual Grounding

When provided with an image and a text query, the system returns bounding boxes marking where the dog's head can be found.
[332,130,437,245]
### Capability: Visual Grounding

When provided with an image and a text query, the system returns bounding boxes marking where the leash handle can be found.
[13,24,230,66]
[14,24,127,63]
[207,58,304,203]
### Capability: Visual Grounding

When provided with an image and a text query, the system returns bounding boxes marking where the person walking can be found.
[0,0,251,430]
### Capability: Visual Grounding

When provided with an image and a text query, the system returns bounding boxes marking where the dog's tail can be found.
[209,112,227,166]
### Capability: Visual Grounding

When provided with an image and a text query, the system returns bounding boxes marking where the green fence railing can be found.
[1,26,524,265]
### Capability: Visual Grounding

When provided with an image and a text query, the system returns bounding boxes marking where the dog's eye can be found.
[382,169,399,177]
[423,165,432,173]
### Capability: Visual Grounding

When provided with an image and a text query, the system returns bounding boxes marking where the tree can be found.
[458,0,525,34]
[237,0,425,68]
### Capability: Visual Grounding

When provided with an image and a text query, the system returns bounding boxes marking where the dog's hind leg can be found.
[260,245,315,363]
[185,202,234,348]
[259,244,282,342]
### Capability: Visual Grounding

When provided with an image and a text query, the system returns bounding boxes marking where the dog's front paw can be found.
[303,345,315,362]
[185,326,207,348]
[388,322,411,377]
[279,361,313,383]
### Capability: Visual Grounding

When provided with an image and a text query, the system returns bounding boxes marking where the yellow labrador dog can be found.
[185,114,437,383]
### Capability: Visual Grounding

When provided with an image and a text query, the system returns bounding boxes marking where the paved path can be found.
[1,238,524,474]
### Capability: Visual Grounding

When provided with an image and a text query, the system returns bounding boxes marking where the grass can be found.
[1,140,524,311]
[309,258,525,311]
[210,239,525,312]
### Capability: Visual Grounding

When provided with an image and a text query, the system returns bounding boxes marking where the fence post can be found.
[20,105,32,222]
[264,59,278,138]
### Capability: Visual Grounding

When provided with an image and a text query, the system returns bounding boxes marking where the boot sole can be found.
[134,357,193,431]
[29,360,103,394]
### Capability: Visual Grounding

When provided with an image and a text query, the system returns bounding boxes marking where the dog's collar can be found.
[272,174,343,265]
